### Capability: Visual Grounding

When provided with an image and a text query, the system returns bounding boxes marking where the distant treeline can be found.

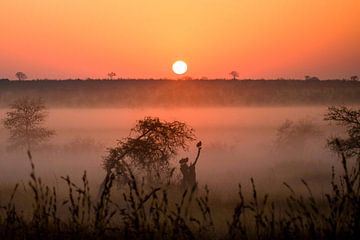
[1,79,360,107]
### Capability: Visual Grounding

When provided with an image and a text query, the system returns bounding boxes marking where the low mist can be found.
[0,106,342,198]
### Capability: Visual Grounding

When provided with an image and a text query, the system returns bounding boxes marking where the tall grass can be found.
[1,148,359,239]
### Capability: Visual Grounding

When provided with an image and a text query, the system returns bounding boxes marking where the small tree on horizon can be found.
[107,72,116,80]
[305,75,320,81]
[2,97,55,151]
[15,72,27,81]
[229,71,239,80]
[350,75,359,81]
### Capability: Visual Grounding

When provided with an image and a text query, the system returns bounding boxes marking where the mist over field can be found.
[0,105,343,196]
[1,81,360,239]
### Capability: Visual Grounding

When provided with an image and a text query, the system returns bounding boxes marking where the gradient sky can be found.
[0,0,359,80]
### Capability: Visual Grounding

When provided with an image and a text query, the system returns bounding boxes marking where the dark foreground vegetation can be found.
[0,147,359,240]
[1,79,360,107]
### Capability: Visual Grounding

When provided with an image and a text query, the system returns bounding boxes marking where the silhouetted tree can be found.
[350,76,359,81]
[181,76,193,80]
[102,117,196,186]
[2,97,55,151]
[15,72,27,81]
[325,106,360,159]
[107,72,116,80]
[305,76,320,81]
[229,71,239,80]
[275,119,321,153]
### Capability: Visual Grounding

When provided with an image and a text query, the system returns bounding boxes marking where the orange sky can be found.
[0,0,359,80]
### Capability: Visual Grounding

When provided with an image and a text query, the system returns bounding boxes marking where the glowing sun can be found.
[172,60,188,75]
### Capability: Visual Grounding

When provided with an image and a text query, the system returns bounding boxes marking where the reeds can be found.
[1,149,359,239]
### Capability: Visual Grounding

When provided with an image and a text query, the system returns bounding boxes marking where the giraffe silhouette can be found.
[179,141,202,189]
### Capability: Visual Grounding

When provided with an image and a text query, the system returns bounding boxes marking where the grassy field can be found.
[0,148,359,239]
[1,82,360,239]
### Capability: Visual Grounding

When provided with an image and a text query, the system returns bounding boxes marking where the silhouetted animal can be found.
[179,141,202,189]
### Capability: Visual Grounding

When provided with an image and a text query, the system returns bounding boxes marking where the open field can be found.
[1,83,359,239]
[0,106,339,192]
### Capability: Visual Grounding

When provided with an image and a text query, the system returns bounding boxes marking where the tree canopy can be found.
[2,97,55,151]
[15,72,27,81]
[103,117,196,184]
[229,71,239,80]
[325,106,360,158]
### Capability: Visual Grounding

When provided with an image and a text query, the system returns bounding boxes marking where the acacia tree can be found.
[102,117,196,185]
[2,97,55,151]
[229,71,239,80]
[15,72,27,81]
[350,76,359,81]
[325,106,360,158]
[107,72,116,80]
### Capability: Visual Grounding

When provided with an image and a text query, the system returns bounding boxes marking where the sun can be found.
[172,60,188,75]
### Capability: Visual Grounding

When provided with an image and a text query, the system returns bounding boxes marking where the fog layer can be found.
[0,107,344,198]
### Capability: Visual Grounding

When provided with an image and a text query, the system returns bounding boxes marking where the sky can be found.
[0,0,359,80]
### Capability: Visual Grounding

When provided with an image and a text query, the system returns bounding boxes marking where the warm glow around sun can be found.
[172,60,188,75]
